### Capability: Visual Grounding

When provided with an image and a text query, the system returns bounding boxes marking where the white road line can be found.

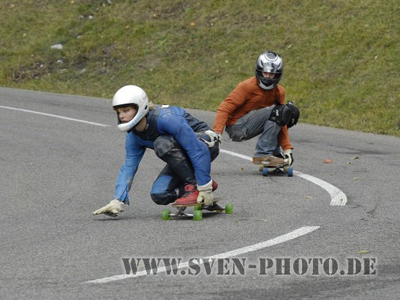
[0,105,110,127]
[294,172,347,206]
[220,149,347,206]
[86,226,320,284]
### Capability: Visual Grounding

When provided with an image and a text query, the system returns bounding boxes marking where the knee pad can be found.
[151,192,176,205]
[153,136,178,158]
[268,102,300,128]
[150,175,178,205]
[195,132,210,143]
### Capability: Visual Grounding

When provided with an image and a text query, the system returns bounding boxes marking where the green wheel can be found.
[283,166,288,172]
[224,203,234,214]
[194,204,202,211]
[259,165,264,172]
[193,210,202,221]
[161,209,171,220]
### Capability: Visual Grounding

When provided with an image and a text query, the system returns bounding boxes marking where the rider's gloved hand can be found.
[203,130,222,148]
[93,199,124,217]
[197,180,214,206]
[283,149,294,166]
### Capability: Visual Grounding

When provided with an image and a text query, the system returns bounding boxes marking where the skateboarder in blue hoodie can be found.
[93,85,220,217]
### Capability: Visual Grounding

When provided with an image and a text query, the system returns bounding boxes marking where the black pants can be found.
[150,133,219,205]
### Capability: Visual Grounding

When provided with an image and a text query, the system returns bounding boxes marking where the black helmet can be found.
[255,51,284,90]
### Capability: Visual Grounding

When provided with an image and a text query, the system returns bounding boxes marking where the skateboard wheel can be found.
[193,210,202,221]
[224,203,233,214]
[262,167,269,176]
[283,166,288,172]
[259,165,264,172]
[194,204,202,211]
[161,209,171,220]
[287,167,294,177]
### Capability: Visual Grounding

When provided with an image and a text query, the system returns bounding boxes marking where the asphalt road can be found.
[1,87,399,300]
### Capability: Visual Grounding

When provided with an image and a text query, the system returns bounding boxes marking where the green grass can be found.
[0,0,399,136]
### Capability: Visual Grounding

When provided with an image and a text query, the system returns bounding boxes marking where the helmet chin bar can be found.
[117,111,147,132]
[117,120,136,132]
[258,80,275,90]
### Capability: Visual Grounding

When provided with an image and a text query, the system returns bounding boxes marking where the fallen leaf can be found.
[323,159,333,163]
[351,156,359,160]
[190,21,196,26]
[357,250,370,254]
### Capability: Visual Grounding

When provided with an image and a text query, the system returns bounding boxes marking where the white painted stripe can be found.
[86,226,320,284]
[220,149,347,206]
[294,172,347,206]
[0,105,110,127]
[220,149,253,161]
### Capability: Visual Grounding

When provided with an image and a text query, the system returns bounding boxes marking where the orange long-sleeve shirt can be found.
[212,76,293,150]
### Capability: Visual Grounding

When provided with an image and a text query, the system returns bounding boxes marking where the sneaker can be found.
[211,179,218,192]
[174,184,199,205]
[253,155,284,167]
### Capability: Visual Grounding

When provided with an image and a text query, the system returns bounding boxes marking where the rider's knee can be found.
[153,136,176,158]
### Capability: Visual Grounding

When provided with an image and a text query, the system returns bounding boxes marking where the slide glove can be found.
[202,130,221,148]
[93,199,124,217]
[197,180,214,206]
[283,149,294,166]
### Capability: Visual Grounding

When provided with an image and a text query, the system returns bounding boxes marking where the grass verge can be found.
[0,0,399,135]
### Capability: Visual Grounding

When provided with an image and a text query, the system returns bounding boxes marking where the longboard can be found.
[161,200,233,221]
[258,163,294,177]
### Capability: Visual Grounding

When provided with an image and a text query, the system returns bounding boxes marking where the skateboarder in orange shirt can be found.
[212,51,299,167]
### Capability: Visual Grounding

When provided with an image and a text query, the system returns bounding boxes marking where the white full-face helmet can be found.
[112,85,149,132]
